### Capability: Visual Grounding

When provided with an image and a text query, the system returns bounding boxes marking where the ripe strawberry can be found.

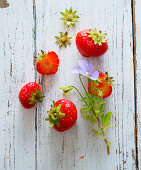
[88,72,114,98]
[76,28,108,57]
[19,82,44,109]
[46,99,77,132]
[36,50,59,75]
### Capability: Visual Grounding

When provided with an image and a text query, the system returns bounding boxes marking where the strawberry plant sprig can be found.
[60,60,114,155]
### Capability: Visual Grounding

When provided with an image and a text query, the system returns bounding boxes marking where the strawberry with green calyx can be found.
[88,72,115,98]
[35,50,59,75]
[60,60,114,155]
[60,7,79,27]
[19,82,44,109]
[55,32,72,48]
[46,99,77,132]
[76,28,108,57]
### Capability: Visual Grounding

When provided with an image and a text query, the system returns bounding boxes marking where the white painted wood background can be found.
[0,0,140,169]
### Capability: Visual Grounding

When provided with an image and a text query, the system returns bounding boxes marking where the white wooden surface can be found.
[135,0,141,169]
[0,0,139,169]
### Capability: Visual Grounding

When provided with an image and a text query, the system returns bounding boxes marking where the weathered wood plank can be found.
[0,1,36,169]
[35,0,136,169]
[135,0,141,169]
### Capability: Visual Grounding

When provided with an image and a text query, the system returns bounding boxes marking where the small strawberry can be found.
[36,50,59,75]
[88,72,114,98]
[76,28,108,57]
[19,82,44,109]
[46,99,77,132]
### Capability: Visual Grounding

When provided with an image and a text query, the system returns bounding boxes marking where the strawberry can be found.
[36,50,59,75]
[19,82,44,109]
[46,99,77,132]
[88,72,114,98]
[76,28,108,57]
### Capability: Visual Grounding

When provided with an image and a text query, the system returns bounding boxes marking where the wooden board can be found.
[35,0,136,169]
[0,0,139,169]
[0,0,36,169]
[135,0,141,169]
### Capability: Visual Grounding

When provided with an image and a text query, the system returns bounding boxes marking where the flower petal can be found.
[71,67,85,76]
[89,71,99,80]
[88,62,94,74]
[78,60,89,72]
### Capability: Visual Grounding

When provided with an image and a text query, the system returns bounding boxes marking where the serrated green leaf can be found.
[104,112,112,127]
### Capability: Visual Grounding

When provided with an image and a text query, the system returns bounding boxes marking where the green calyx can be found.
[34,50,46,61]
[60,86,73,96]
[87,28,107,46]
[55,32,72,48]
[60,7,80,27]
[45,101,65,128]
[105,72,115,86]
[29,88,45,105]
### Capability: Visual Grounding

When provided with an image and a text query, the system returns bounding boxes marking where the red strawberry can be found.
[88,72,114,98]
[36,50,59,75]
[46,99,77,132]
[76,28,108,57]
[19,82,44,109]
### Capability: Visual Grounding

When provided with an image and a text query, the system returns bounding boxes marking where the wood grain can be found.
[134,0,141,169]
[35,0,137,169]
[0,0,36,169]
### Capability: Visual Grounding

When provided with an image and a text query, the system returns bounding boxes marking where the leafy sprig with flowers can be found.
[60,60,113,155]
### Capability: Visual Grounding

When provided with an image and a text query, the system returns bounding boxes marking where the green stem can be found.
[71,86,83,99]
[79,74,87,94]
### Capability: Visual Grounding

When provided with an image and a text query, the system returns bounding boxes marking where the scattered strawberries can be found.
[46,99,77,132]
[88,72,114,98]
[19,82,44,109]
[76,28,108,57]
[36,50,59,75]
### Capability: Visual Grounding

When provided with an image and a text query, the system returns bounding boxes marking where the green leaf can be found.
[45,117,49,121]
[71,22,75,26]
[82,114,97,123]
[60,12,65,16]
[69,7,72,13]
[104,112,112,127]
[96,101,106,106]
[50,122,55,128]
[80,105,91,112]
[92,129,102,136]
[104,125,114,130]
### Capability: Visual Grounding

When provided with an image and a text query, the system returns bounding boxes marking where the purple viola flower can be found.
[71,60,99,80]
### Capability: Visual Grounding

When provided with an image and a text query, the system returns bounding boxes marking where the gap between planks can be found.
[131,0,138,169]
[33,0,37,169]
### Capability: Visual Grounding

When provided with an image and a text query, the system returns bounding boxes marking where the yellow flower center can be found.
[86,72,90,77]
